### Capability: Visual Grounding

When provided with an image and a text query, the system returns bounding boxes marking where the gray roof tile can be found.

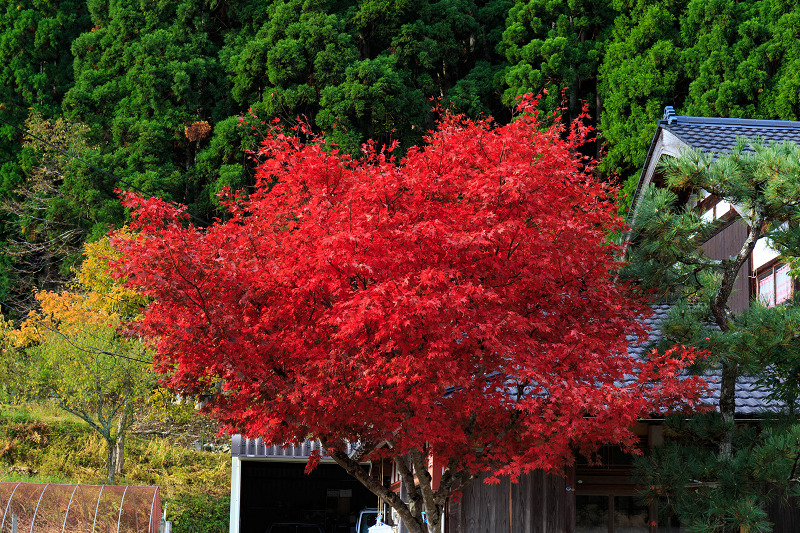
[628,111,800,222]
[663,115,800,155]
[632,304,783,416]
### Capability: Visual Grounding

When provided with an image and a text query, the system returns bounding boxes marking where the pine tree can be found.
[623,138,800,532]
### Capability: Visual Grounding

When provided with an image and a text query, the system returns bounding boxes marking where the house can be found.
[229,109,800,533]
[631,107,800,310]
[450,305,787,533]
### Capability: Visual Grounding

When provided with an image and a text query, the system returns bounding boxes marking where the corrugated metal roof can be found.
[230,435,362,460]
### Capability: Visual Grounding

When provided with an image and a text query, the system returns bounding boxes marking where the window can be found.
[575,439,655,533]
[576,494,651,533]
[758,263,792,307]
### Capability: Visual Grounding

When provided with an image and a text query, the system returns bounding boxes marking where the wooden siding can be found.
[451,471,572,533]
[700,220,751,314]
[767,493,800,533]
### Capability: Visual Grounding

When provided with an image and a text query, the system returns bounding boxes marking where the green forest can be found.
[3,0,800,310]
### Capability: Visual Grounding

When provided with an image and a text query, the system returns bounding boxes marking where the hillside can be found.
[0,403,230,533]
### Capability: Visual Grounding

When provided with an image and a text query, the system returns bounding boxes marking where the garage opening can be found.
[239,460,379,533]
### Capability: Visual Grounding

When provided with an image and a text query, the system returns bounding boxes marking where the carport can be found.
[230,436,378,533]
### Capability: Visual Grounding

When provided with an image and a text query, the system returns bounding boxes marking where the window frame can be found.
[754,260,795,307]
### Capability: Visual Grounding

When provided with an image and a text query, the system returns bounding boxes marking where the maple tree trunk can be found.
[409,449,444,533]
[329,450,436,533]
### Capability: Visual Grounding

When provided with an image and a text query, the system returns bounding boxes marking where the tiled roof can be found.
[628,111,800,220]
[662,114,800,155]
[631,304,782,416]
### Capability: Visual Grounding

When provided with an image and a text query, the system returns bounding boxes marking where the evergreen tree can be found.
[0,0,90,195]
[501,0,614,120]
[623,139,800,532]
[599,0,800,205]
[11,0,800,319]
[598,0,688,193]
[0,0,91,304]
[63,0,232,221]
[217,0,508,157]
[680,0,766,118]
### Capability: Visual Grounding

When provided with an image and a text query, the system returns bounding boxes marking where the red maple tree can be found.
[112,96,705,533]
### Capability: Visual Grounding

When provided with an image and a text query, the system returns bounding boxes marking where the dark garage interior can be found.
[239,460,380,533]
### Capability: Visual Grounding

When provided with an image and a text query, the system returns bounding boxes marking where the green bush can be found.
[169,492,230,533]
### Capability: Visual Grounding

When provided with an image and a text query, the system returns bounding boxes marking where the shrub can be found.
[168,493,230,533]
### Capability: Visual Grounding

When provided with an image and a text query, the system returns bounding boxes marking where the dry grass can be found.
[0,402,230,498]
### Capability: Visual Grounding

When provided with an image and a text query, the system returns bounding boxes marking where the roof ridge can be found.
[663,115,800,128]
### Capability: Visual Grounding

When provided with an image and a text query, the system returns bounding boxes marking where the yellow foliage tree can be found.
[2,232,151,484]
[75,227,147,317]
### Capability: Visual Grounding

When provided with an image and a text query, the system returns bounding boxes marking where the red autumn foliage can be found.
[111,96,706,533]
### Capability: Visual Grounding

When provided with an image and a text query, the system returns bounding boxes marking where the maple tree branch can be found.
[409,448,440,531]
[506,232,522,260]
[394,454,424,523]
[324,257,346,278]
[436,412,478,494]
[435,456,478,507]
[181,230,217,288]
[439,389,528,503]
[328,449,424,533]
[164,243,210,318]
[448,470,479,500]
[489,270,523,289]
[436,457,459,498]
[476,399,523,464]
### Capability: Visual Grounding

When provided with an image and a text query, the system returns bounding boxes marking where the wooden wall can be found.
[449,467,799,533]
[701,220,751,314]
[449,470,574,533]
[767,493,800,533]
